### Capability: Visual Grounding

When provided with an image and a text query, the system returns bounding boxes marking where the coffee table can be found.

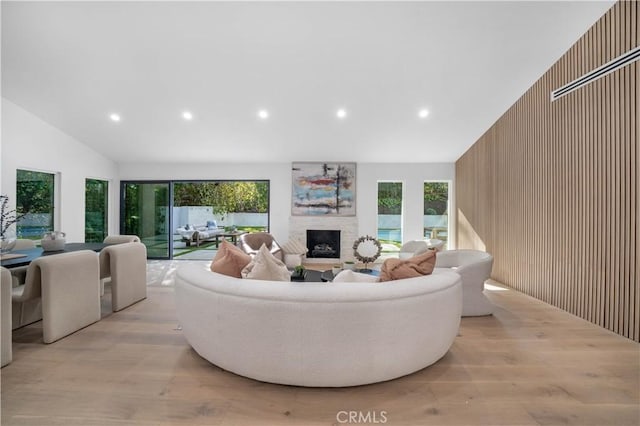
[290,269,325,283]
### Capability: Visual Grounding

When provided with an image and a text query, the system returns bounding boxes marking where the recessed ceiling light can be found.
[182,111,193,121]
[418,109,430,119]
[336,108,347,119]
[258,109,269,120]
[109,113,121,122]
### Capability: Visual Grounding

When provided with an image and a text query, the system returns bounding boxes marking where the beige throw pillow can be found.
[242,244,291,281]
[210,240,252,278]
[379,249,437,282]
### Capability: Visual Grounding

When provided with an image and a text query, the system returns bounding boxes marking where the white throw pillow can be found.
[242,244,291,281]
[333,269,380,283]
[281,239,308,255]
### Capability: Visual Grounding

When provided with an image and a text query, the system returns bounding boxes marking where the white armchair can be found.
[425,239,445,251]
[280,239,308,268]
[435,249,494,316]
[239,232,283,261]
[398,240,431,259]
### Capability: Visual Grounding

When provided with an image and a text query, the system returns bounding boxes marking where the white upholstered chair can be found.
[240,232,283,261]
[99,242,147,312]
[398,240,431,259]
[1,267,12,367]
[99,235,141,296]
[425,239,445,251]
[280,239,308,268]
[9,239,37,288]
[103,235,141,245]
[13,239,37,250]
[435,249,494,316]
[12,250,101,343]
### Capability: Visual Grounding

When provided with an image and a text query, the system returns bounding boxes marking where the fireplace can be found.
[306,230,341,259]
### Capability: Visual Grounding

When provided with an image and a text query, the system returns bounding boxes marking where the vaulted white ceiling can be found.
[1,1,614,164]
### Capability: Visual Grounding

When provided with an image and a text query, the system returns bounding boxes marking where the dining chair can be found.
[13,239,36,250]
[9,239,37,288]
[103,235,141,245]
[99,242,147,312]
[12,250,101,343]
[1,267,12,367]
[99,235,141,296]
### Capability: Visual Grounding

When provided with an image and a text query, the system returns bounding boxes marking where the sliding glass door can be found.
[120,181,170,258]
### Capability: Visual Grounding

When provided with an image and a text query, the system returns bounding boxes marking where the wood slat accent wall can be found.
[456,1,639,341]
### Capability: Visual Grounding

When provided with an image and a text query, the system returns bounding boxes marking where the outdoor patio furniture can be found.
[176,223,224,247]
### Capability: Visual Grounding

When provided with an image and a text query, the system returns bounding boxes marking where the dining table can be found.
[0,242,107,269]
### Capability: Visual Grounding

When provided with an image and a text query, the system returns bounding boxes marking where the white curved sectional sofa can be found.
[175,264,462,387]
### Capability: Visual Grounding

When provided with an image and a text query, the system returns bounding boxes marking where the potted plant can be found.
[291,264,306,281]
[343,261,355,271]
[0,195,23,254]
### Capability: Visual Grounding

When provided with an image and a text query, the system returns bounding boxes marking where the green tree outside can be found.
[424,182,448,215]
[377,182,403,215]
[173,181,268,217]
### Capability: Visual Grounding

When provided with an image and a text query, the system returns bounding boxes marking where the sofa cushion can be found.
[333,269,380,283]
[210,240,252,278]
[206,220,217,230]
[379,250,437,282]
[242,244,290,281]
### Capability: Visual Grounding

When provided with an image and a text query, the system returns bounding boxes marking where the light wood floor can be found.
[2,262,639,425]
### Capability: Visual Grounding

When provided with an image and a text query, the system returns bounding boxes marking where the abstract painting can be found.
[291,162,356,216]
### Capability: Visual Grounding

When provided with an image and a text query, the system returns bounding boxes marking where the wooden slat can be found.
[455,1,639,342]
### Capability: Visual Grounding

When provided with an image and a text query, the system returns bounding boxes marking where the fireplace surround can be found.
[288,216,358,263]
[306,230,340,259]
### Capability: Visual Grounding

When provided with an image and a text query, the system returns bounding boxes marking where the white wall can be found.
[1,98,119,242]
[118,162,455,246]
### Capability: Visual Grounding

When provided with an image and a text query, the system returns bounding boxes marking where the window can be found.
[377,181,403,252]
[424,182,449,248]
[85,179,108,242]
[16,169,55,240]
